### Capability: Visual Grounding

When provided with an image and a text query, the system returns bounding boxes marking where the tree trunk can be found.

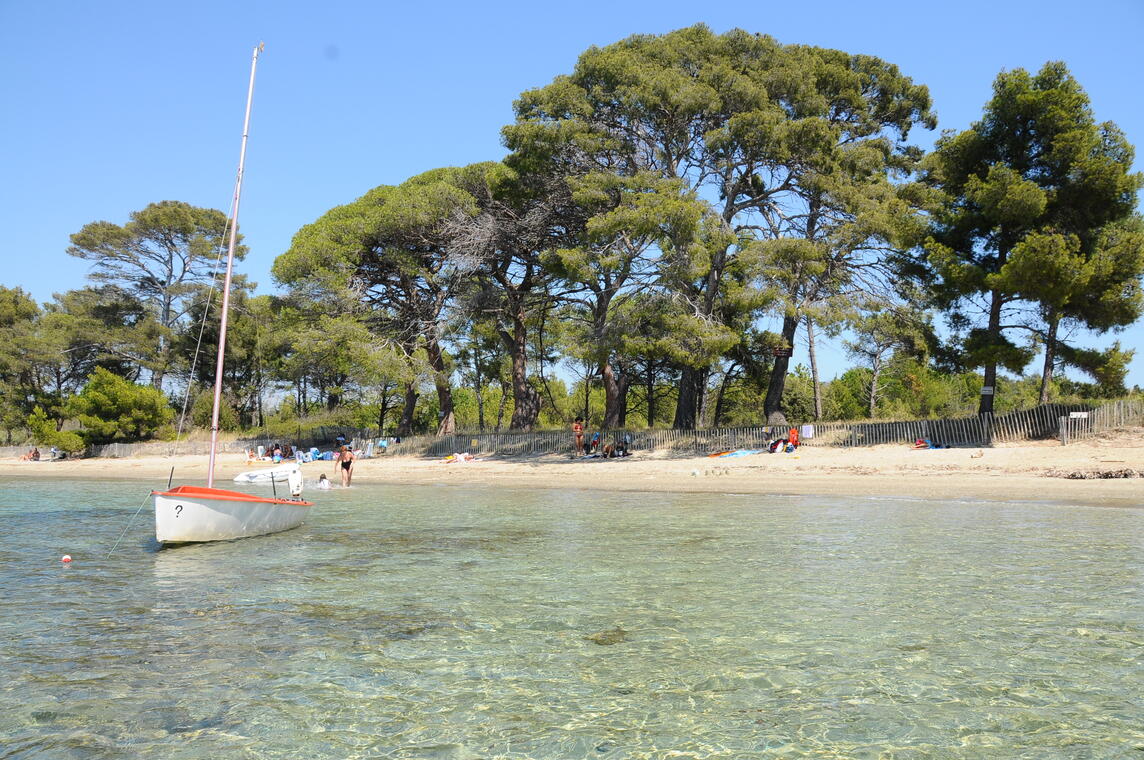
[425,336,455,436]
[509,359,541,431]
[763,314,799,426]
[396,382,418,436]
[152,301,172,390]
[806,316,823,420]
[646,365,657,428]
[867,357,882,418]
[672,366,703,430]
[151,359,167,390]
[377,384,394,436]
[601,361,630,429]
[495,381,509,431]
[617,377,629,427]
[697,368,710,427]
[712,365,737,427]
[501,315,541,431]
[473,355,486,433]
[1038,313,1060,405]
[583,364,591,421]
[978,290,1003,416]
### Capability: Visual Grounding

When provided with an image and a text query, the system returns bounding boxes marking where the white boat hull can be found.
[232,462,300,483]
[153,485,312,544]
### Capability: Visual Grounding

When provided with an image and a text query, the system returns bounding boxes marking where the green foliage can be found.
[67,201,240,387]
[822,369,871,421]
[28,287,155,414]
[14,37,1140,440]
[175,286,284,428]
[843,306,934,416]
[251,400,388,443]
[1056,341,1135,397]
[0,286,40,441]
[818,358,987,421]
[65,368,175,445]
[26,406,85,453]
[921,61,1143,409]
[507,24,935,426]
[778,366,817,425]
[190,389,241,432]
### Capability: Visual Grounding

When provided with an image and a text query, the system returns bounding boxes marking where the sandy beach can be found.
[5,430,1143,508]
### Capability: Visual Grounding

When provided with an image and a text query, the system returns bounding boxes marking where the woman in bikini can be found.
[336,445,355,486]
[572,417,584,455]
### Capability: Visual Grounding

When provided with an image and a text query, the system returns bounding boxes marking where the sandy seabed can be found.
[4,431,1143,508]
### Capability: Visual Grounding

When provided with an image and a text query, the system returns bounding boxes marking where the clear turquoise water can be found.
[1,478,1142,759]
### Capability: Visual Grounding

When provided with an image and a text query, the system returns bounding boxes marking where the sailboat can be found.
[153,44,313,544]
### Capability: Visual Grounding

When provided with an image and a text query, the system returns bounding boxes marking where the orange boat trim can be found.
[152,484,313,506]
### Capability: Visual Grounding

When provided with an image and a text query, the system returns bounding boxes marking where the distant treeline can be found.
[2,26,1141,449]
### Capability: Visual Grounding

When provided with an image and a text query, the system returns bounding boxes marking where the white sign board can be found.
[980,386,994,395]
[1069,412,1089,419]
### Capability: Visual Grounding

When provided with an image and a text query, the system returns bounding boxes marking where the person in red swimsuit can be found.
[572,417,584,455]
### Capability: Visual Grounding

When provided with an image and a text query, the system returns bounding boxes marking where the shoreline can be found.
[4,432,1142,508]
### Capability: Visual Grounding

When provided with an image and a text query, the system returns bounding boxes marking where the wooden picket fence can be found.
[82,426,379,460]
[4,400,1141,461]
[1056,399,1144,445]
[390,400,1143,457]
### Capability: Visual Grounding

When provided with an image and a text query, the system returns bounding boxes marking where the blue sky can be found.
[2,0,1142,387]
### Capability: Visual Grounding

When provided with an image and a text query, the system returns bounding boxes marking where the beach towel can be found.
[716,449,763,458]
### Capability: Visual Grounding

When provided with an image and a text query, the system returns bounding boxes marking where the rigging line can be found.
[106,491,153,558]
[173,215,235,443]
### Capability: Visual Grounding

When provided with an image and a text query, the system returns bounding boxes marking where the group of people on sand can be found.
[768,427,801,453]
[571,417,631,458]
[17,446,64,461]
[241,438,355,488]
[246,443,296,463]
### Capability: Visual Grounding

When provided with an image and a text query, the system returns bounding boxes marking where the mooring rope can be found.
[106,491,155,558]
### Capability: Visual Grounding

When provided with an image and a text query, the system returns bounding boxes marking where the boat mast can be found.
[207,42,263,488]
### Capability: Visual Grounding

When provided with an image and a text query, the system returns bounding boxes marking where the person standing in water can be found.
[336,445,355,486]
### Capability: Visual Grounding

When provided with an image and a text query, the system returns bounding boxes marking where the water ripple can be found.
[1,480,1142,758]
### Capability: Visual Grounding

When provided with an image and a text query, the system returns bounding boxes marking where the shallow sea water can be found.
[1,477,1142,759]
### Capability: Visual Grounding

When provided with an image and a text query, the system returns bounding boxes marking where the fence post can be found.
[1059,416,1067,446]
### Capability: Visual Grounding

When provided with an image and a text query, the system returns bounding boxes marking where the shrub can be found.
[26,407,86,454]
[65,368,175,445]
[191,389,240,432]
